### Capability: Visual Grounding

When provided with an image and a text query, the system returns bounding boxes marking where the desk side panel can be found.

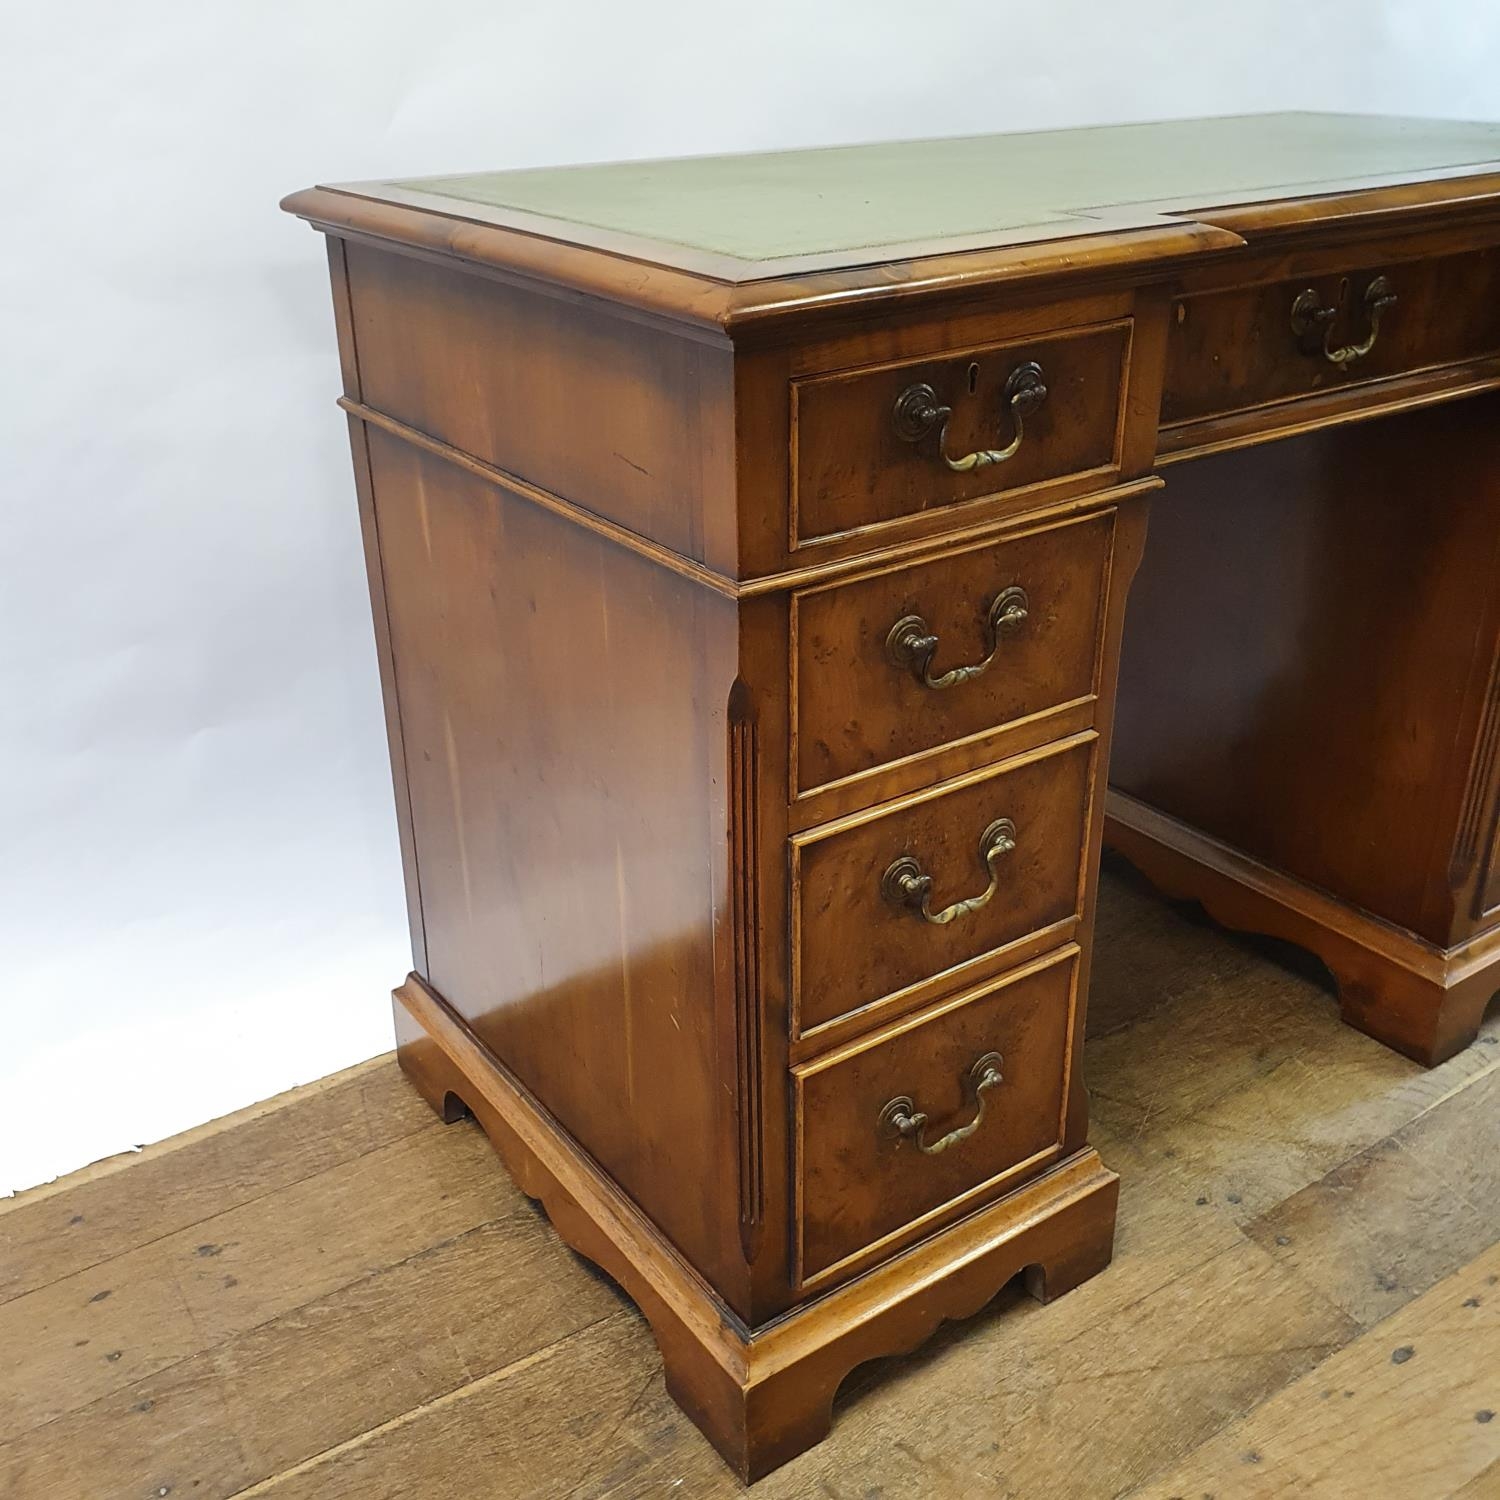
[342,240,739,571]
[361,425,747,1300]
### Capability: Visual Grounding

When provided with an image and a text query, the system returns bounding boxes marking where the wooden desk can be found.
[283,113,1500,1479]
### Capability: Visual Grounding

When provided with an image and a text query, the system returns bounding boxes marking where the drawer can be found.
[792,321,1130,546]
[1163,245,1500,426]
[792,510,1113,796]
[795,948,1076,1284]
[792,735,1093,1036]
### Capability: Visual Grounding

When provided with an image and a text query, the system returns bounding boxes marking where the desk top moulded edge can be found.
[280,184,1246,340]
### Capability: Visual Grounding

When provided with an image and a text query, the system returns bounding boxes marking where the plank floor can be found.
[3,859,1498,1499]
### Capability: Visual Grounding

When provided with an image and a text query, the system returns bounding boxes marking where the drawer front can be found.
[793,510,1113,796]
[792,322,1129,546]
[1163,246,1500,426]
[793,736,1093,1036]
[796,949,1075,1284]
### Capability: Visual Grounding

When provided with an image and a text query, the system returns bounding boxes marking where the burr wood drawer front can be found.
[792,509,1114,798]
[794,947,1077,1286]
[791,734,1094,1039]
[791,321,1130,547]
[1162,245,1500,426]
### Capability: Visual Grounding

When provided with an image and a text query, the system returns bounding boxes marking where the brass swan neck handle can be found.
[881,818,1017,927]
[886,586,1030,691]
[1290,275,1396,370]
[892,361,1049,472]
[879,1052,1005,1156]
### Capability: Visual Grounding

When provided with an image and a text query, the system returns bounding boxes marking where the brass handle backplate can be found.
[892,360,1049,472]
[881,817,1017,926]
[879,1052,1005,1155]
[1290,275,1396,370]
[886,586,1030,690]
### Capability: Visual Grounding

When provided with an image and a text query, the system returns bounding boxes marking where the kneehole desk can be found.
[284,113,1500,1478]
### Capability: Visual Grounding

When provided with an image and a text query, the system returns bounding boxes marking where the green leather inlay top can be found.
[390,114,1500,264]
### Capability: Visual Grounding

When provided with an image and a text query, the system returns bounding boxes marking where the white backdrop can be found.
[4,0,1499,1194]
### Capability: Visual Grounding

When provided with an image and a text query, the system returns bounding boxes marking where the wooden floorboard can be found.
[1243,1068,1500,1329]
[0,1216,625,1498]
[2,863,1496,1499]
[1130,1240,1500,1498]
[0,1056,435,1306]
